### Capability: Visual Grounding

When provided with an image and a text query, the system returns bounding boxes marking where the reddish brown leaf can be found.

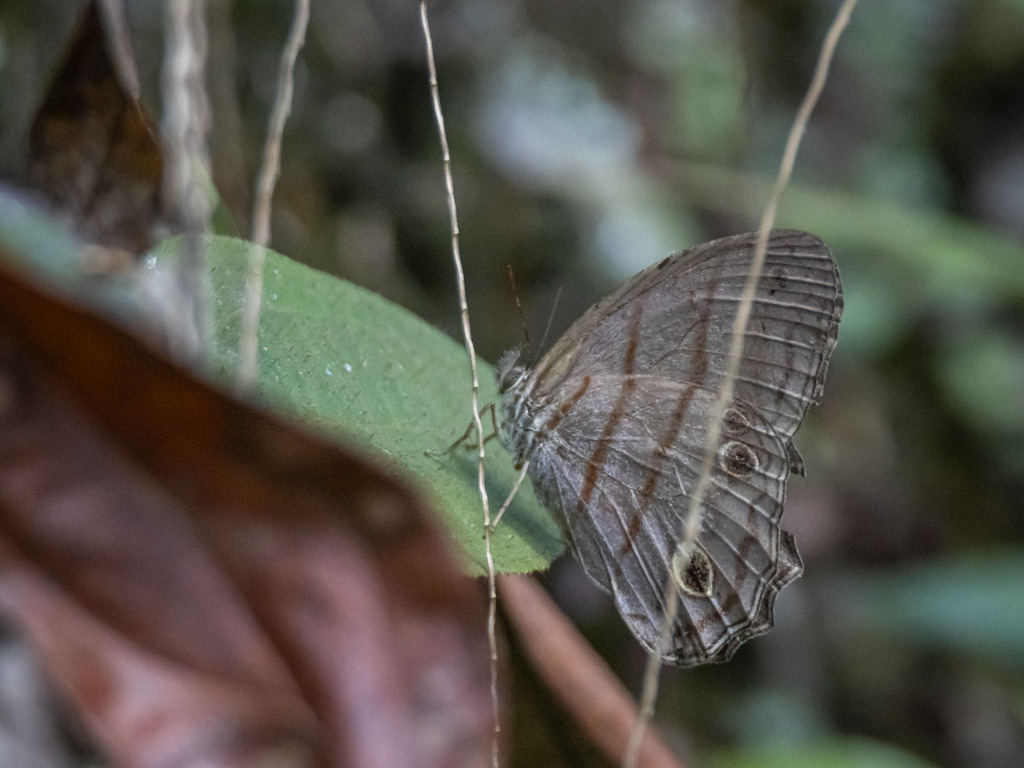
[27,0,163,259]
[498,575,683,768]
[0,248,494,768]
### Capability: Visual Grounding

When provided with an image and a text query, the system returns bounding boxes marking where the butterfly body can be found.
[497,230,842,666]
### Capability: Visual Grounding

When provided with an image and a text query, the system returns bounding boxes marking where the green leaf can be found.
[0,190,85,286]
[155,234,563,575]
[0,199,563,576]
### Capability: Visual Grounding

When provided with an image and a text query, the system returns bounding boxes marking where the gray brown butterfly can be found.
[497,229,842,666]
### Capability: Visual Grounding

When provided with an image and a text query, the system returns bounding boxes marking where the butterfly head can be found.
[496,349,527,394]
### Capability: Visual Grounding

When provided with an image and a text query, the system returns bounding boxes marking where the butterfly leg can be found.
[490,459,529,531]
[424,401,500,458]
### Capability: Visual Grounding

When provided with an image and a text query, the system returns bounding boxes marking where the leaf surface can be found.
[177,234,564,574]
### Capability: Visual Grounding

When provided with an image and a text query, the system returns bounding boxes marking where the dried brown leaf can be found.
[499,575,683,768]
[27,0,163,259]
[0,248,494,768]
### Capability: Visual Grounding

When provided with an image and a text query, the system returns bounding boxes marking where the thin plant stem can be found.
[420,5,501,768]
[623,1,860,766]
[238,0,310,391]
[162,0,212,361]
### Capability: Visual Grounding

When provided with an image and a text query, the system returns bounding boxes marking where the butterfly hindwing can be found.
[524,376,800,665]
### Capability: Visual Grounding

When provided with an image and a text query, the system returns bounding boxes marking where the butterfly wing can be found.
[525,375,801,665]
[530,230,842,444]
[510,229,840,663]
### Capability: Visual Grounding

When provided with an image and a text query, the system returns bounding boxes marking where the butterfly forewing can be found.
[531,230,841,440]
[498,229,842,665]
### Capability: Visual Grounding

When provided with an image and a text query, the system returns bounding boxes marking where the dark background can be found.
[1,1,1022,767]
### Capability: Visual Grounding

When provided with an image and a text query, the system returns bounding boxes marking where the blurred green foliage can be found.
[1,1,1023,767]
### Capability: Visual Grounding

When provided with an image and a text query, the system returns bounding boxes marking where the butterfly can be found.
[496,229,842,665]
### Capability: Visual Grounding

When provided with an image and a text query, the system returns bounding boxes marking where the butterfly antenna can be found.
[537,283,563,358]
[507,264,532,361]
